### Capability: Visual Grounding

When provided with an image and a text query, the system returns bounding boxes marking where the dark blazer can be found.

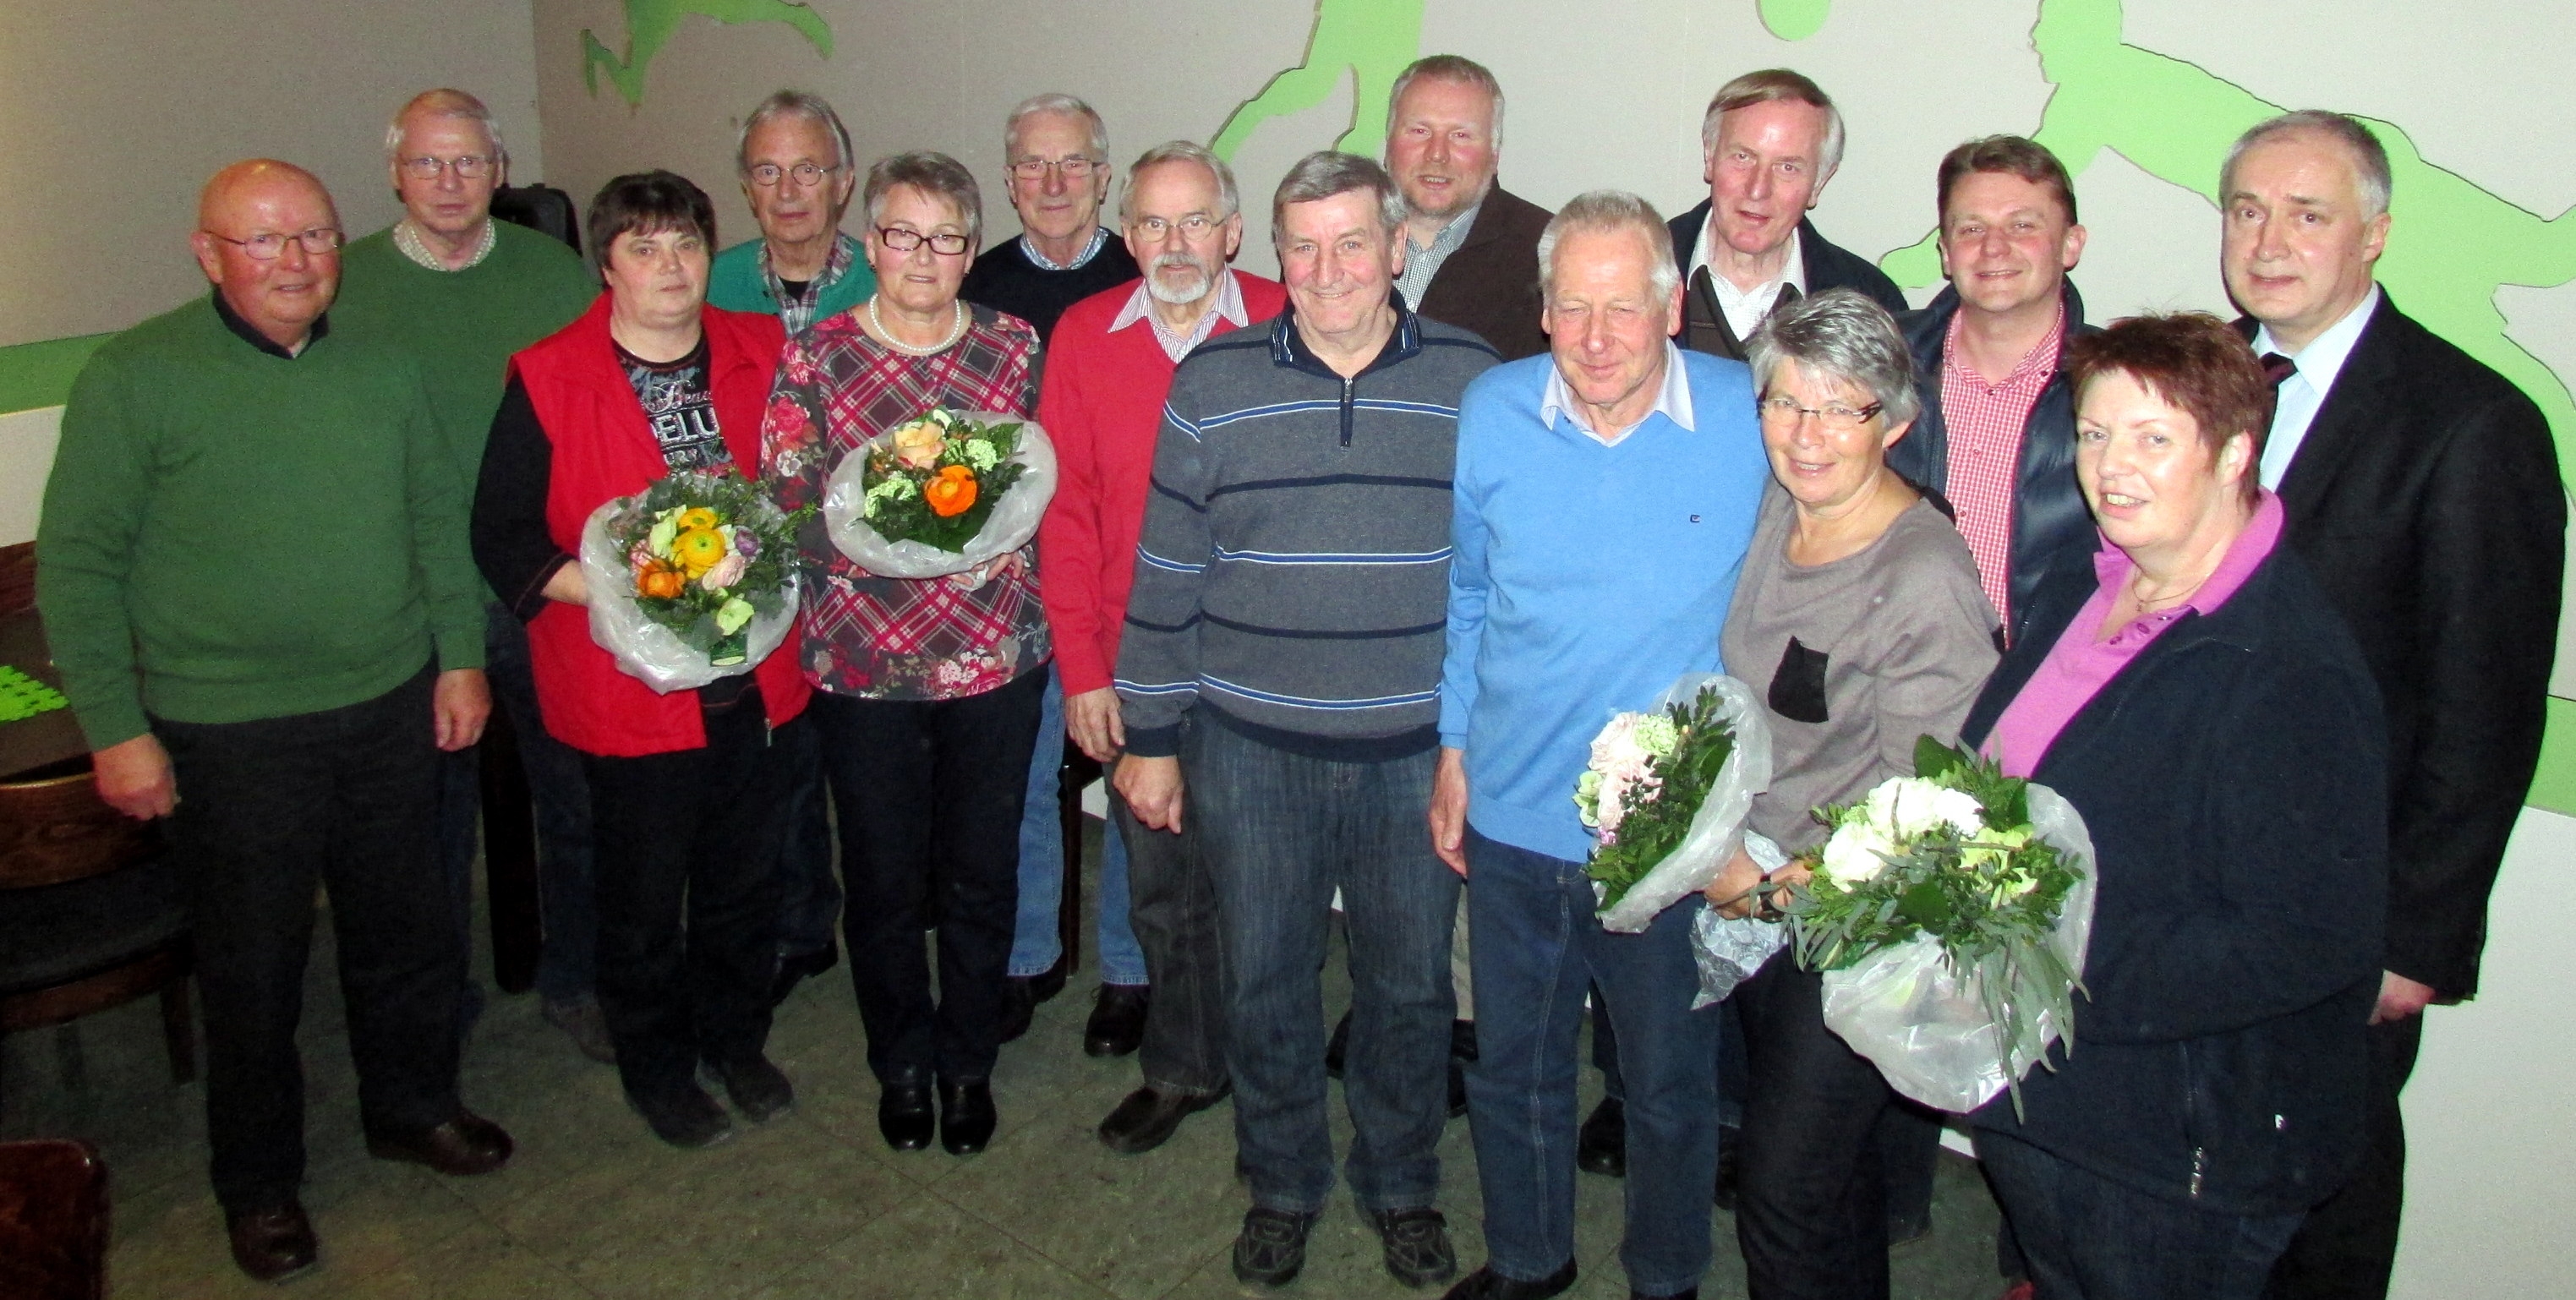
[2243,293,2565,998]
[1414,184,1553,362]
[1890,280,2099,644]
[1666,201,1909,342]
[1961,543,2387,1215]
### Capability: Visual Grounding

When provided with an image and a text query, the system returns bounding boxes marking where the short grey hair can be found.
[2222,109,2392,219]
[1004,93,1108,162]
[736,90,854,176]
[1270,151,1406,249]
[1699,68,1844,178]
[1386,53,1507,152]
[386,89,505,162]
[1120,140,1240,224]
[864,151,982,244]
[1745,288,1922,429]
[1538,190,1680,302]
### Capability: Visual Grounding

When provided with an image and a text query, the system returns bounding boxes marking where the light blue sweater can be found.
[1440,350,1770,863]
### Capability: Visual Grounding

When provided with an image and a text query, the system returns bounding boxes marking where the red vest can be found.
[510,295,809,757]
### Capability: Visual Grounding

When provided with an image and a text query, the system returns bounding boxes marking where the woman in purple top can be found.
[1956,314,2387,1300]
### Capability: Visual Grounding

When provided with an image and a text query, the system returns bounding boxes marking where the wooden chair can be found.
[0,1139,109,1300]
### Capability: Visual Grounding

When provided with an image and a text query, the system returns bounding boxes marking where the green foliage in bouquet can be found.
[1578,684,1736,910]
[857,408,1031,554]
[608,469,811,665]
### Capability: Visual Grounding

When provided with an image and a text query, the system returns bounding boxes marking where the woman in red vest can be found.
[471,172,810,1150]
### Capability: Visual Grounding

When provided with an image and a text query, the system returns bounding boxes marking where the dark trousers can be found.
[1463,828,1719,1297]
[770,717,841,959]
[1193,722,1458,1215]
[581,696,792,1098]
[812,669,1044,1084]
[1115,774,1227,1095]
[1981,1130,2305,1300]
[1733,953,1894,1300]
[2263,1014,2421,1299]
[153,666,462,1211]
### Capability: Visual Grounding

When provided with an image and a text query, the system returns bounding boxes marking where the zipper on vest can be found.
[1340,374,1355,447]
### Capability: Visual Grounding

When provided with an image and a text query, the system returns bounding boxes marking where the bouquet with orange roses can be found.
[821,407,1057,578]
[578,469,808,691]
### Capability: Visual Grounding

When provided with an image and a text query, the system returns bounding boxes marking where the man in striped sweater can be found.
[1114,152,1498,1292]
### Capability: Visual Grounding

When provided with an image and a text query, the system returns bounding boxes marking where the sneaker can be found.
[1370,1206,1458,1287]
[543,996,616,1064]
[1232,1206,1317,1286]
[708,1055,796,1122]
[627,1082,734,1149]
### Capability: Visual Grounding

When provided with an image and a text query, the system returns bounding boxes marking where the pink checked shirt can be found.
[1938,305,2066,629]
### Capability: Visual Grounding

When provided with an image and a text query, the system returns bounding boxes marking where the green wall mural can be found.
[1209,0,1427,158]
[581,0,834,107]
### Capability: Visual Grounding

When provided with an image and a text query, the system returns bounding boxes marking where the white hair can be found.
[1538,190,1680,302]
[1004,93,1108,161]
[736,90,855,175]
[386,89,504,161]
[1119,140,1241,224]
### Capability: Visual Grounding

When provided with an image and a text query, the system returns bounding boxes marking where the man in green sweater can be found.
[37,159,515,1283]
[332,88,607,1062]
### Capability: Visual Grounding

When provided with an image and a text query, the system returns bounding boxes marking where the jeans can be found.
[1732,951,1895,1300]
[482,604,598,1007]
[1980,1130,2306,1300]
[1462,828,1720,1297]
[153,665,464,1210]
[2262,1013,2420,1299]
[814,669,1044,1083]
[582,696,793,1097]
[1009,665,1145,986]
[770,717,841,959]
[1115,774,1226,1095]
[1192,720,1458,1214]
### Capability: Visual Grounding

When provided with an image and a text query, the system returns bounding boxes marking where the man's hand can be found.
[434,669,491,751]
[1065,687,1125,763]
[1704,847,1768,918]
[1430,746,1468,877]
[1115,754,1184,833]
[2371,970,2439,1025]
[92,733,178,820]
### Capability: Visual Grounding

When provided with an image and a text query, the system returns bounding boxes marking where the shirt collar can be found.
[1021,226,1111,271]
[392,216,496,271]
[1272,295,1419,376]
[1110,269,1250,358]
[2251,284,2379,396]
[1540,341,1697,445]
[1692,217,1806,299]
[1943,296,2068,389]
[211,289,326,359]
[760,231,860,298]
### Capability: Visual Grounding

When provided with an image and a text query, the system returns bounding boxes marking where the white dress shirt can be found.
[1108,268,1253,363]
[1691,219,1808,343]
[1540,341,1698,446]
[2253,285,2381,490]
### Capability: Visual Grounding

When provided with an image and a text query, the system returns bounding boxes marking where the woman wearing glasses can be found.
[759,151,1049,1157]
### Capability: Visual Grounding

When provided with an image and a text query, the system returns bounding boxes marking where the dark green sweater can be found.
[36,297,484,749]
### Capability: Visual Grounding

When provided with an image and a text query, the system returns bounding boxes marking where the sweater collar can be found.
[1269,294,1421,380]
[211,289,328,359]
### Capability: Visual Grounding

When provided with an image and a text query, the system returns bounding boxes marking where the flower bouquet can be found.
[1574,674,1773,934]
[577,469,808,692]
[821,407,1058,579]
[1786,737,2096,1115]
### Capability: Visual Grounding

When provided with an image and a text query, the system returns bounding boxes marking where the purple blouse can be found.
[1985,492,2285,778]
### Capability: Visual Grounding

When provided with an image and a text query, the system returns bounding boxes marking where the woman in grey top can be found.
[1702,289,2000,1298]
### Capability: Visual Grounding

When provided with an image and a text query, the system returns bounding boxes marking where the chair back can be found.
[0,757,159,890]
[0,1139,109,1300]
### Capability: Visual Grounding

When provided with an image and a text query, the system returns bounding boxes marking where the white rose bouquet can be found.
[1786,737,2096,1115]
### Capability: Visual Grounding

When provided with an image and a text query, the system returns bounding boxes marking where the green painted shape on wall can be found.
[2530,697,2576,817]
[0,334,112,415]
[1758,0,1834,41]
[1211,0,1428,159]
[581,0,834,108]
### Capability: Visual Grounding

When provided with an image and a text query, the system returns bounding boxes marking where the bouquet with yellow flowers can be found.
[578,469,808,691]
[822,407,1057,579]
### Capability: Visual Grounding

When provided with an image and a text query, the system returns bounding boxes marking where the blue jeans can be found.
[1977,1131,2306,1300]
[1191,720,1458,1215]
[1463,828,1720,1298]
[1007,664,1145,986]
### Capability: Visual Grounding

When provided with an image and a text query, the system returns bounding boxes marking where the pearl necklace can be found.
[867,297,967,357]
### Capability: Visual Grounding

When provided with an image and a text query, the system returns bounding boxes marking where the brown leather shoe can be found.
[226,1200,318,1282]
[365,1110,514,1176]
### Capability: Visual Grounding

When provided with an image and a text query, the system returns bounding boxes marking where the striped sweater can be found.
[1116,306,1499,759]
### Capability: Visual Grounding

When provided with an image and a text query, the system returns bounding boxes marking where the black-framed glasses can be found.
[204,227,345,260]
[876,227,970,256]
[1130,213,1221,241]
[399,155,495,181]
[749,161,840,188]
[1758,394,1883,431]
[1009,156,1101,180]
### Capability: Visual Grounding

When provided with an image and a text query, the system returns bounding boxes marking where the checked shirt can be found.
[1937,303,2065,627]
[762,303,1050,701]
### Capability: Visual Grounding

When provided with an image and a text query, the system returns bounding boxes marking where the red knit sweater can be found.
[1036,272,1288,695]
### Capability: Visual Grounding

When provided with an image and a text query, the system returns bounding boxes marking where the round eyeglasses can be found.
[750,162,840,188]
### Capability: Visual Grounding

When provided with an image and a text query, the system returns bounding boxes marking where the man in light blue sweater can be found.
[1431,192,1770,1300]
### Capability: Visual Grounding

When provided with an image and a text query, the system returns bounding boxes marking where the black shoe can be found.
[226,1200,317,1282]
[1097,1084,1228,1155]
[1634,1291,1697,1300]
[1084,984,1150,1057]
[768,941,839,1008]
[878,1073,935,1151]
[365,1109,515,1175]
[1232,1206,1317,1286]
[1441,1259,1578,1300]
[1577,1096,1626,1177]
[998,957,1071,1044]
[1370,1206,1458,1287]
[1324,1008,1352,1077]
[708,1055,795,1122]
[939,1077,997,1154]
[627,1083,733,1149]
[1713,1126,1741,1211]
[1887,1208,1931,1246]
[1450,1019,1479,1062]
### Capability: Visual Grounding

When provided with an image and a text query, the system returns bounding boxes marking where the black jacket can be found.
[1889,280,2098,644]
[2241,294,2564,998]
[1961,543,2388,1215]
[1666,201,1907,355]
[1414,185,1553,362]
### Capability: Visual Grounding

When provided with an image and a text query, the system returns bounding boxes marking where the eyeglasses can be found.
[1130,213,1222,241]
[876,227,970,256]
[1009,156,1101,181]
[1758,394,1883,430]
[749,162,840,188]
[399,155,495,181]
[204,227,346,260]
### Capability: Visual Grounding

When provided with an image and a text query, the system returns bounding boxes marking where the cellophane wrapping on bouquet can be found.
[820,410,1057,579]
[1592,674,1775,934]
[579,495,800,694]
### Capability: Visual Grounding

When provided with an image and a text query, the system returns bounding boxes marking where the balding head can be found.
[192,160,343,351]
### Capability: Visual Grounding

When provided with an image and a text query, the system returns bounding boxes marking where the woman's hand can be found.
[947,551,1025,591]
[1704,847,1767,918]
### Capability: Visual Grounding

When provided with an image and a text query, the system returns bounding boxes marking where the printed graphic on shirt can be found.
[619,342,728,472]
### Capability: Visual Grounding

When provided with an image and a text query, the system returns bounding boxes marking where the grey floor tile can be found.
[750,1191,1116,1300]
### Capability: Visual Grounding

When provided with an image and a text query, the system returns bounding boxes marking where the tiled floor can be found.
[2,817,2010,1298]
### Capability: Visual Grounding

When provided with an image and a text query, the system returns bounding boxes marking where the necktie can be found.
[2260,352,2297,389]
